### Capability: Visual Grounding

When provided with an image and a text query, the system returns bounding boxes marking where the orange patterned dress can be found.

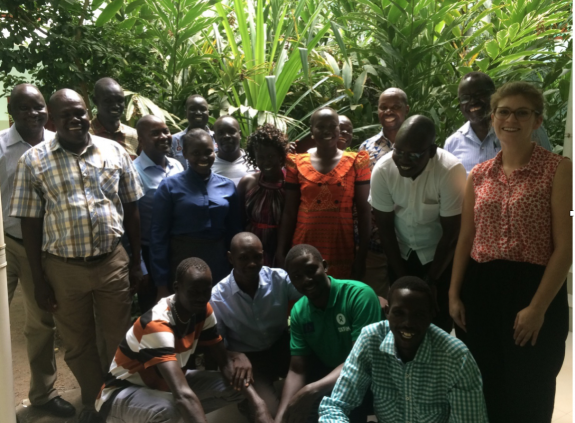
[285,151,371,279]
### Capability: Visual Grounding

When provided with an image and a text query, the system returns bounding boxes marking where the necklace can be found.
[172,300,191,325]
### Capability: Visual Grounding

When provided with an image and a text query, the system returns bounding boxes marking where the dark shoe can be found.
[32,396,76,418]
[78,409,103,423]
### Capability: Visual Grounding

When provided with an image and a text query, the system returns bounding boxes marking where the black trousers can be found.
[388,251,453,334]
[461,259,569,423]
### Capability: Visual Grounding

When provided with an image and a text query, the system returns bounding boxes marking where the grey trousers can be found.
[6,236,58,405]
[105,370,244,422]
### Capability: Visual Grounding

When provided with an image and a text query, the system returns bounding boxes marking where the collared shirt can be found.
[369,148,466,265]
[471,145,563,266]
[171,126,216,169]
[290,278,381,368]
[150,169,241,286]
[133,151,183,245]
[318,321,488,423]
[359,128,393,171]
[212,151,255,186]
[90,116,139,158]
[0,125,55,239]
[359,129,393,253]
[444,121,553,174]
[95,295,222,413]
[210,266,302,352]
[10,134,143,257]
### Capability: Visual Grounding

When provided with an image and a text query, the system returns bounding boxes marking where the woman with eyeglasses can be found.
[275,107,372,280]
[449,82,572,423]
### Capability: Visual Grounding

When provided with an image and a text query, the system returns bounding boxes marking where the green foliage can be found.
[1,0,571,148]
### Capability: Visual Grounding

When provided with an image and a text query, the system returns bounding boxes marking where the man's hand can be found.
[34,276,58,313]
[514,305,545,347]
[129,263,144,295]
[281,384,318,423]
[227,352,253,391]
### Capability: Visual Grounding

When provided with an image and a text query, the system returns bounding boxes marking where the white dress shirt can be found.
[369,148,466,265]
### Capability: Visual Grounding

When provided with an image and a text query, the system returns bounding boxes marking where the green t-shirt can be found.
[290,277,381,368]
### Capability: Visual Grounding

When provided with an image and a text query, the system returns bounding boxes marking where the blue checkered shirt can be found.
[319,321,488,423]
[10,134,143,257]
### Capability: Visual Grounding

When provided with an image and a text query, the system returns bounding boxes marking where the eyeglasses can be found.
[494,107,540,122]
[392,147,428,161]
[459,90,494,105]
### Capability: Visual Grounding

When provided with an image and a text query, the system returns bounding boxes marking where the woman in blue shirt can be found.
[151,128,242,298]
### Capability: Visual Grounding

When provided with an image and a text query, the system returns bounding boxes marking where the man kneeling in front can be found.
[319,276,488,423]
[95,257,273,423]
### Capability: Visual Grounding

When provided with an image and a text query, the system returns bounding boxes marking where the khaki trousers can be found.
[6,236,58,405]
[362,249,390,298]
[44,244,132,409]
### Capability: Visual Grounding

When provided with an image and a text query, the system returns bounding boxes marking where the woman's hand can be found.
[513,305,545,346]
[449,296,467,332]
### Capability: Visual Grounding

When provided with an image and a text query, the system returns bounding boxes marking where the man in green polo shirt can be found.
[275,244,381,423]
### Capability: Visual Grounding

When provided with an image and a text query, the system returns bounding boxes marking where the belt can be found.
[250,222,279,229]
[5,233,24,244]
[46,239,121,263]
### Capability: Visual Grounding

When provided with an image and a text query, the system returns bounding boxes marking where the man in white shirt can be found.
[211,116,254,185]
[369,115,466,333]
[0,84,75,417]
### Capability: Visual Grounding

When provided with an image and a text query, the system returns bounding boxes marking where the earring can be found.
[311,135,315,139]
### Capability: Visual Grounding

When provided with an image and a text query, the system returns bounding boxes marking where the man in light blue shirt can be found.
[1,84,75,418]
[134,115,183,311]
[319,277,488,423]
[171,94,215,169]
[444,71,552,174]
[210,232,302,416]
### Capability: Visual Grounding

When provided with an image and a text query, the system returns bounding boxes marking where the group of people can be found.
[1,69,570,423]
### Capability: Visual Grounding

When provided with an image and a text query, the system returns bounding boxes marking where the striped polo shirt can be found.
[95,295,222,411]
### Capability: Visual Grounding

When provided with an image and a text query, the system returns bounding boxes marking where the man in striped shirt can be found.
[96,257,274,423]
[319,277,488,423]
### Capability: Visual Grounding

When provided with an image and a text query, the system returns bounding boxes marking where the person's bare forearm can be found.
[305,363,344,398]
[275,369,306,422]
[449,234,473,300]
[123,201,141,264]
[174,390,209,423]
[373,211,407,278]
[428,234,457,281]
[356,202,371,261]
[21,217,45,285]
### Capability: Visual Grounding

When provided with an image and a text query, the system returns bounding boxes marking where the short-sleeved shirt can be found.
[10,134,143,257]
[318,321,488,423]
[0,125,55,239]
[95,295,222,411]
[171,126,216,169]
[90,116,139,159]
[471,145,564,266]
[290,277,381,369]
[369,148,466,265]
[444,121,553,174]
[133,151,184,245]
[212,151,255,186]
[210,266,302,352]
[359,129,393,253]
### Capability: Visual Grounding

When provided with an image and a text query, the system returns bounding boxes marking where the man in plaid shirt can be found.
[10,89,144,423]
[319,277,488,423]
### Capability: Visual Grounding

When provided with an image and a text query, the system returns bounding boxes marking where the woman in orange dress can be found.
[276,107,371,280]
